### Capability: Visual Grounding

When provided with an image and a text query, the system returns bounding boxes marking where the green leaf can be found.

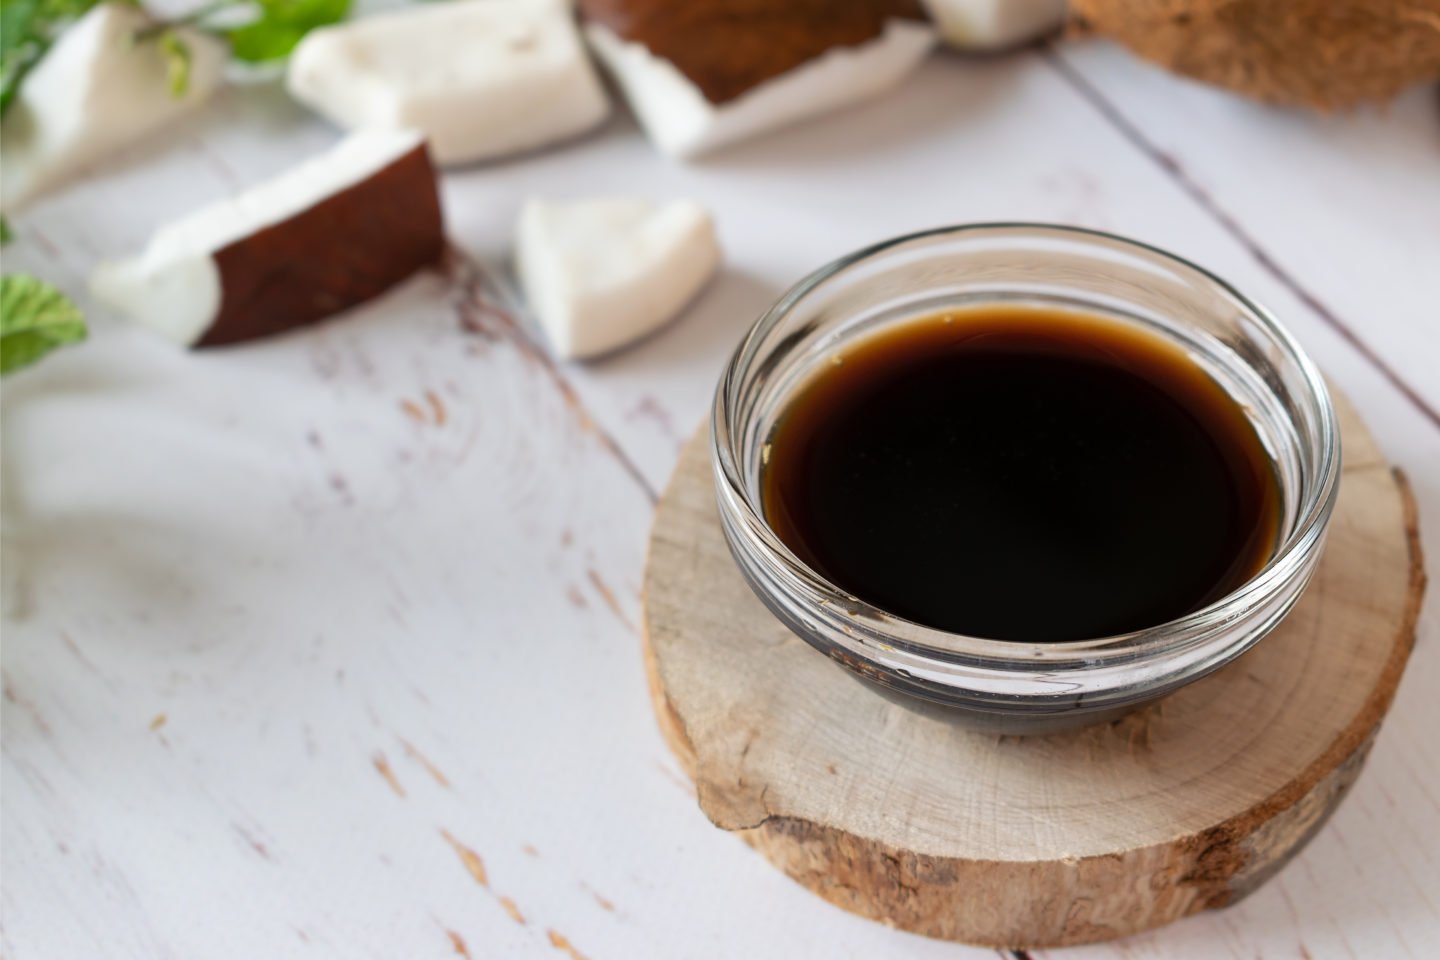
[226,0,348,62]
[256,0,349,26]
[0,217,13,246]
[224,19,304,61]
[0,274,87,376]
[157,28,191,96]
[38,0,105,18]
[0,38,44,117]
[0,0,43,50]
[1,0,46,118]
[0,0,103,118]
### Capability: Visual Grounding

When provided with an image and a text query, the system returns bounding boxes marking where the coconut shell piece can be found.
[578,0,930,105]
[1071,0,1440,109]
[91,130,445,348]
[200,143,444,346]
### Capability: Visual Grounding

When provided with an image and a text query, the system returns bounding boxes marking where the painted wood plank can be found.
[3,45,1436,960]
[0,260,1003,960]
[1,81,997,960]
[1050,40,1440,422]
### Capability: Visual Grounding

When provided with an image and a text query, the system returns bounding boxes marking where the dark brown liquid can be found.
[762,307,1280,642]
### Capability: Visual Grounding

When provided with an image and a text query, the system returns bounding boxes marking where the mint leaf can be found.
[1,0,48,118]
[0,0,42,48]
[226,0,347,63]
[39,0,108,17]
[225,20,304,61]
[1,40,46,116]
[0,275,87,375]
[0,0,103,118]
[157,27,191,96]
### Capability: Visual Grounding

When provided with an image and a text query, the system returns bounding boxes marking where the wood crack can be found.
[444,244,660,505]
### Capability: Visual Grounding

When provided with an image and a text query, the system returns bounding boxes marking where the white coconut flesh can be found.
[585,18,936,160]
[90,129,431,346]
[0,3,226,213]
[287,0,610,166]
[515,198,722,359]
[920,0,1067,50]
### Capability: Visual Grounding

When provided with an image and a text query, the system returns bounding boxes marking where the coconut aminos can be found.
[760,306,1280,643]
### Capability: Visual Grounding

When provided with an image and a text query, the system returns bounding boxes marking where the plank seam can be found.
[1040,45,1440,433]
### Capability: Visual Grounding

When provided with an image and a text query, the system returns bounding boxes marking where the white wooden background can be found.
[2,34,1438,960]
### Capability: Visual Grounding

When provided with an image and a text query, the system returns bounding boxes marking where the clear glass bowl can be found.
[711,224,1340,732]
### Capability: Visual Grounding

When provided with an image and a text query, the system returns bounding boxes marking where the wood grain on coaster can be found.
[643,391,1424,948]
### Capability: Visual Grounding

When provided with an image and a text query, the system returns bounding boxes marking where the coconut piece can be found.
[1071,0,1440,109]
[0,3,227,213]
[919,0,1067,50]
[91,130,445,348]
[579,0,936,158]
[287,0,610,165]
[514,197,721,358]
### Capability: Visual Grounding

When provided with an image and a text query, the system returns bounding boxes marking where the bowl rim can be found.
[711,221,1341,668]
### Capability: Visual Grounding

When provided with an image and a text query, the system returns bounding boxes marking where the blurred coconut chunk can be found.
[515,197,721,358]
[91,130,445,347]
[580,1,936,159]
[287,0,610,165]
[920,0,1066,50]
[0,3,226,212]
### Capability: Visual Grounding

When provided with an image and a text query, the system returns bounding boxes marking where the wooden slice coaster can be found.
[641,393,1424,948]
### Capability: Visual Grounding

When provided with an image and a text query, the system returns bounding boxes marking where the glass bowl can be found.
[711,223,1340,733]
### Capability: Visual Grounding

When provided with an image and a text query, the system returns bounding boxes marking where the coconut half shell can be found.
[1071,0,1440,109]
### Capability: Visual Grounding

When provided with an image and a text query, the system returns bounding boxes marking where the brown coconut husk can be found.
[578,0,929,105]
[1070,0,1440,109]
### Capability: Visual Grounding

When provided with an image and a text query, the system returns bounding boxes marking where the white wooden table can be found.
[3,38,1437,960]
